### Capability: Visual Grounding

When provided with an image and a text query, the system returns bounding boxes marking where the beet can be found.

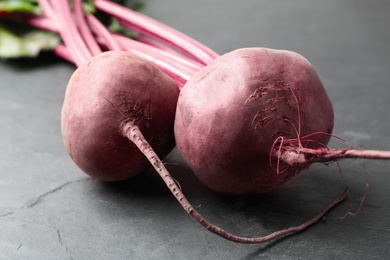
[175,48,334,194]
[61,51,179,181]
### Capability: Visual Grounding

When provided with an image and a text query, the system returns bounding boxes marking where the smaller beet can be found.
[61,51,179,181]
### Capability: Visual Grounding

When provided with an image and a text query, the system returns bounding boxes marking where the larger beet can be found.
[175,47,390,196]
[174,48,335,194]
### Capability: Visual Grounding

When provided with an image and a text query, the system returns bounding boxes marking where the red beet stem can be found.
[15,12,198,86]
[51,0,93,65]
[86,14,122,51]
[74,0,102,56]
[94,0,219,65]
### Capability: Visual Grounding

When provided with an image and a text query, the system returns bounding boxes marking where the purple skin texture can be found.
[174,48,334,195]
[61,51,179,181]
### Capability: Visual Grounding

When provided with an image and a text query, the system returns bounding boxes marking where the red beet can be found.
[61,51,179,181]
[175,48,390,195]
[175,48,334,194]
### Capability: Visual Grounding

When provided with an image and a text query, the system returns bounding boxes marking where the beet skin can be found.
[61,51,179,181]
[174,48,334,195]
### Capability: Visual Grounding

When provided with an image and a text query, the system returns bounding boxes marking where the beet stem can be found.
[53,44,73,63]
[94,0,218,64]
[74,0,102,56]
[87,14,122,51]
[16,13,196,86]
[51,0,92,65]
[124,122,349,244]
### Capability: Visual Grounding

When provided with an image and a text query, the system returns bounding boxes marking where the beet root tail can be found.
[125,122,350,244]
[280,146,390,167]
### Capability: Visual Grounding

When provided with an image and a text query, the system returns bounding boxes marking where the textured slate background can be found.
[1,0,389,259]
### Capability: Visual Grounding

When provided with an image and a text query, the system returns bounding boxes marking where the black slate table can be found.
[1,0,389,259]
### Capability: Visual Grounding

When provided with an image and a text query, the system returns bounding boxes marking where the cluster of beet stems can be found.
[2,0,390,244]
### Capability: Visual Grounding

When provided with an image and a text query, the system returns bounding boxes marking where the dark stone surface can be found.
[1,0,389,259]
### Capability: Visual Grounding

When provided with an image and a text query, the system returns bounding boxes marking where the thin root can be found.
[125,122,350,244]
[337,167,369,220]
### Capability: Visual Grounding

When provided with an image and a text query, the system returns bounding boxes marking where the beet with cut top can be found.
[61,51,179,181]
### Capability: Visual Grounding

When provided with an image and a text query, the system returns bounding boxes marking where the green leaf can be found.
[130,2,145,12]
[0,0,41,14]
[107,2,144,38]
[108,17,139,38]
[82,0,96,14]
[0,21,60,59]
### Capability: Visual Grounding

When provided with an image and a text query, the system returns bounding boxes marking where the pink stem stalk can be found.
[136,35,186,56]
[87,14,122,51]
[135,36,205,72]
[24,15,54,31]
[3,1,207,78]
[53,44,73,62]
[74,0,102,56]
[125,49,189,87]
[92,34,192,86]
[114,34,202,76]
[18,14,197,85]
[37,0,55,18]
[50,0,92,65]
[94,0,219,65]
